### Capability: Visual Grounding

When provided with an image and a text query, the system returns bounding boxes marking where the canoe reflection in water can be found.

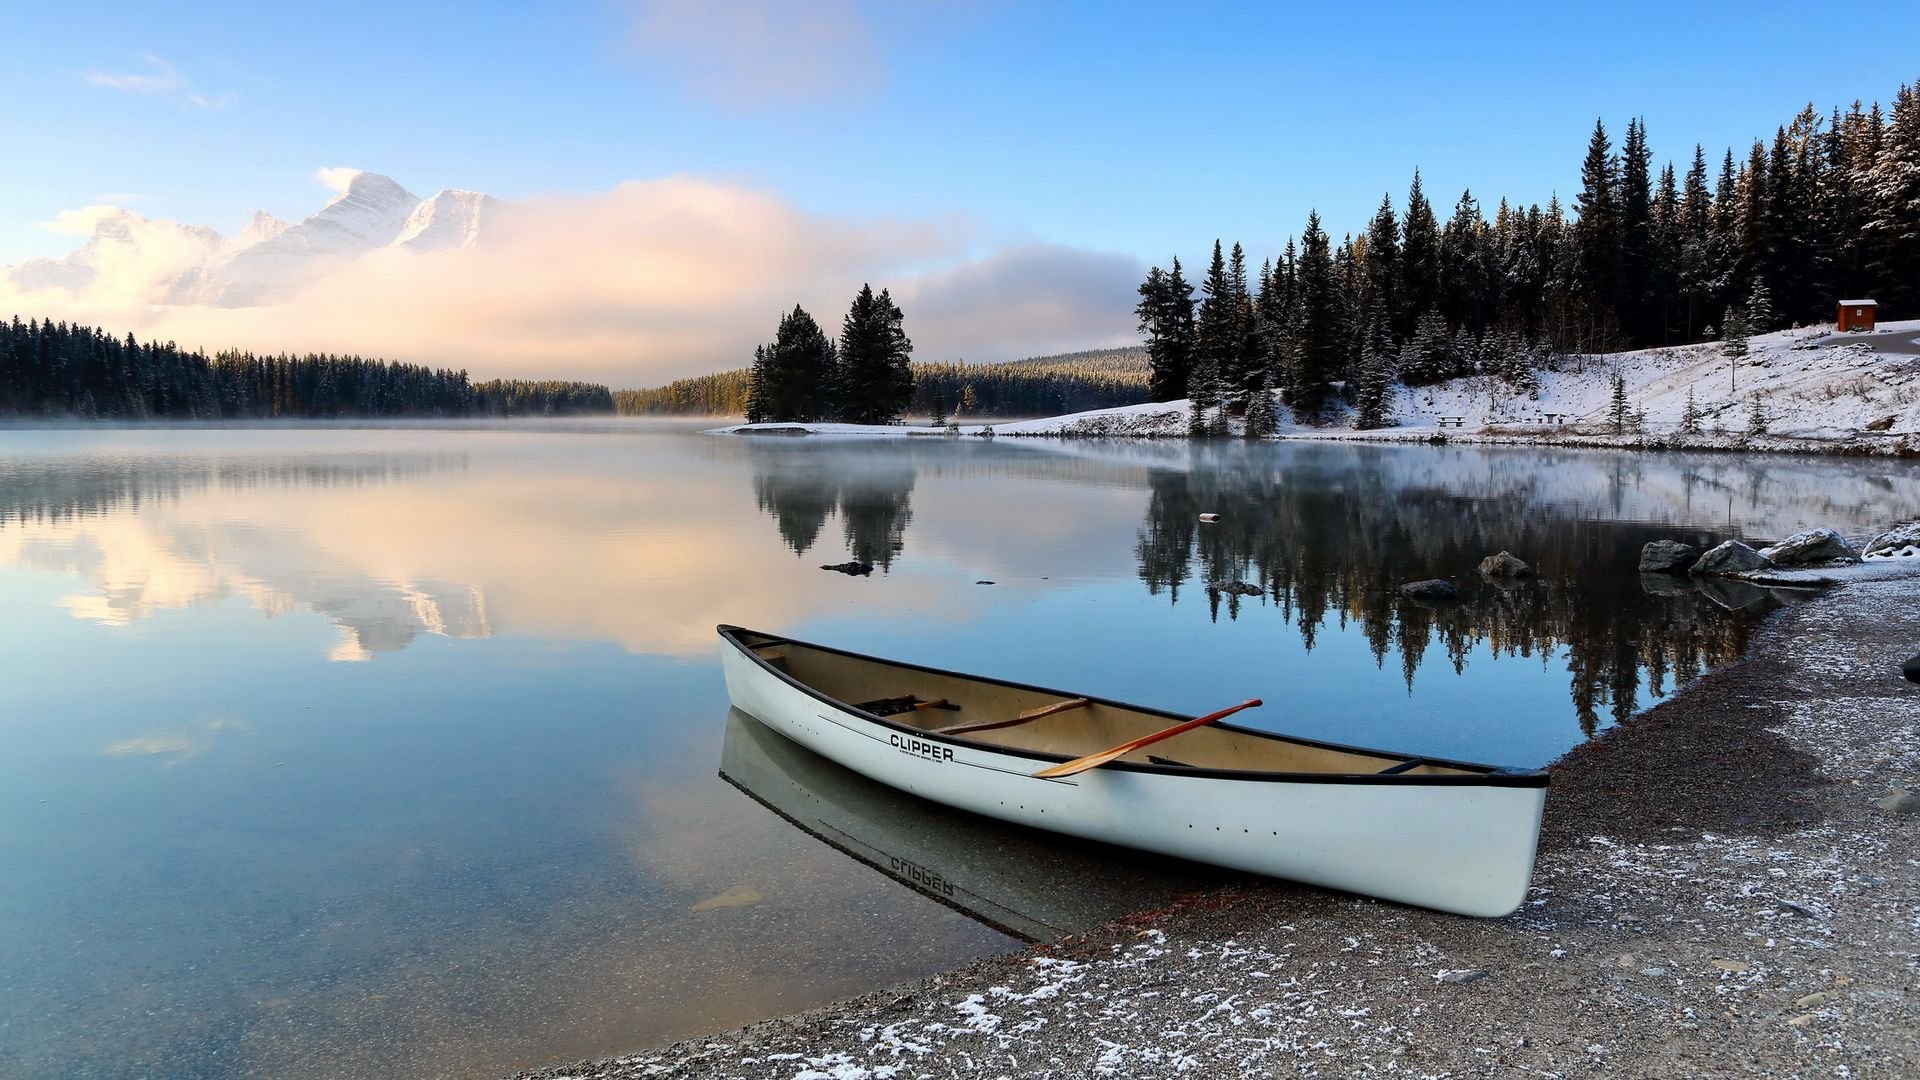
[717,709,1228,942]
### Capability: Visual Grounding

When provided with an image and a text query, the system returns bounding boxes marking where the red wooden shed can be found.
[1837,299,1877,332]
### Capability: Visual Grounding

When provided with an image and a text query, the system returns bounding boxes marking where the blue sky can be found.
[8,0,1920,263]
[4,1,1919,381]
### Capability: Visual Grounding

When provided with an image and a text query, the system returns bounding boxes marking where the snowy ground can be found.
[713,320,1920,452]
[1379,320,1920,449]
[522,568,1920,1080]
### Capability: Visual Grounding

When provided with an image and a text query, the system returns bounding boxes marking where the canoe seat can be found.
[1378,758,1428,775]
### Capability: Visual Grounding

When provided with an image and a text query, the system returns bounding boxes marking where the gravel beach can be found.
[522,573,1920,1080]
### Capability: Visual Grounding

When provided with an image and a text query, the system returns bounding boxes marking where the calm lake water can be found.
[3,422,1916,1078]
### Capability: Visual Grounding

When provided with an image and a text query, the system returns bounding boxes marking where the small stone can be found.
[1774,899,1819,918]
[1758,527,1858,566]
[1440,969,1490,984]
[692,884,767,911]
[1866,415,1895,431]
[1689,539,1772,577]
[1477,551,1533,578]
[1863,521,1920,560]
[1793,991,1837,1009]
[1398,579,1458,603]
[1710,958,1749,973]
[1785,1012,1818,1028]
[1873,788,1920,815]
[1639,539,1700,573]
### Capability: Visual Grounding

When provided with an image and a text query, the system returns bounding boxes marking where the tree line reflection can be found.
[749,443,915,570]
[0,453,467,527]
[1131,454,1764,733]
[748,441,1776,734]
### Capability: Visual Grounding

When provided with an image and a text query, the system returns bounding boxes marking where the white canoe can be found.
[718,625,1549,917]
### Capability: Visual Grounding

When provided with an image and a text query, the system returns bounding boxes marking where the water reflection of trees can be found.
[749,443,915,570]
[0,454,468,527]
[1134,449,1762,733]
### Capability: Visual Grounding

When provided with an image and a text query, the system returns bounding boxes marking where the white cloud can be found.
[618,0,879,107]
[315,167,363,196]
[0,175,1141,385]
[82,53,230,109]
[94,192,155,206]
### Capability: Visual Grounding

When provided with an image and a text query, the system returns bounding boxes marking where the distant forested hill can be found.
[999,347,1149,380]
[614,348,1150,419]
[0,316,614,418]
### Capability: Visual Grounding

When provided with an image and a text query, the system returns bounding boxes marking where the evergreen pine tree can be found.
[1363,192,1402,330]
[1743,277,1775,334]
[1193,241,1239,407]
[1722,304,1750,394]
[1243,369,1279,437]
[1136,258,1196,401]
[759,305,837,422]
[834,285,913,424]
[1574,119,1623,334]
[1292,211,1340,418]
[1353,340,1396,430]
[1618,118,1655,340]
[1398,171,1441,339]
[1608,372,1630,434]
[1681,386,1703,434]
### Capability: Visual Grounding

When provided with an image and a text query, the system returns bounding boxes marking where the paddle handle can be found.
[1031,698,1263,778]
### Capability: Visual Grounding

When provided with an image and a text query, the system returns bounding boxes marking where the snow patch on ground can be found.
[713,321,1920,451]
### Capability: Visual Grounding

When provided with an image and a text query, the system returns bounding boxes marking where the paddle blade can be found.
[1032,698,1262,779]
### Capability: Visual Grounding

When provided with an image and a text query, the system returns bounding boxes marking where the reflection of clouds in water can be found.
[102,716,251,765]
[0,447,1003,658]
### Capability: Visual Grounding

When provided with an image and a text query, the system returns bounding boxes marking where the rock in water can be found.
[692,885,767,911]
[1863,522,1920,560]
[1477,551,1533,578]
[1904,653,1920,685]
[1398,579,1458,603]
[1207,580,1263,597]
[821,561,874,576]
[1759,527,1858,566]
[1639,540,1700,573]
[1689,540,1772,577]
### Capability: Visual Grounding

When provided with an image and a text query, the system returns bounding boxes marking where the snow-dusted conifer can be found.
[1681,386,1702,434]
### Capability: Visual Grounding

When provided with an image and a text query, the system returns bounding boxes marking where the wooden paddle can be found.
[1030,699,1262,778]
[934,697,1089,736]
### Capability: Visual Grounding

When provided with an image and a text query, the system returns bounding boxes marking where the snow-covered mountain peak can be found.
[232,210,293,249]
[394,189,499,251]
[11,169,512,307]
[324,171,416,211]
[299,172,419,249]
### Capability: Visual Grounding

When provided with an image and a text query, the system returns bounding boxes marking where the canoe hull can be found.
[720,633,1546,918]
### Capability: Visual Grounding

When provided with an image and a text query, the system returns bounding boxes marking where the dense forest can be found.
[0,316,613,418]
[616,347,1150,419]
[1136,78,1920,426]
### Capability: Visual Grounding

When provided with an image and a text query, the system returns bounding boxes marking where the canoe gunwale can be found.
[717,625,1549,790]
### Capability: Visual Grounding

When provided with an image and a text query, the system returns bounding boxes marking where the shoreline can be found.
[722,420,1918,458]
[520,571,1920,1079]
